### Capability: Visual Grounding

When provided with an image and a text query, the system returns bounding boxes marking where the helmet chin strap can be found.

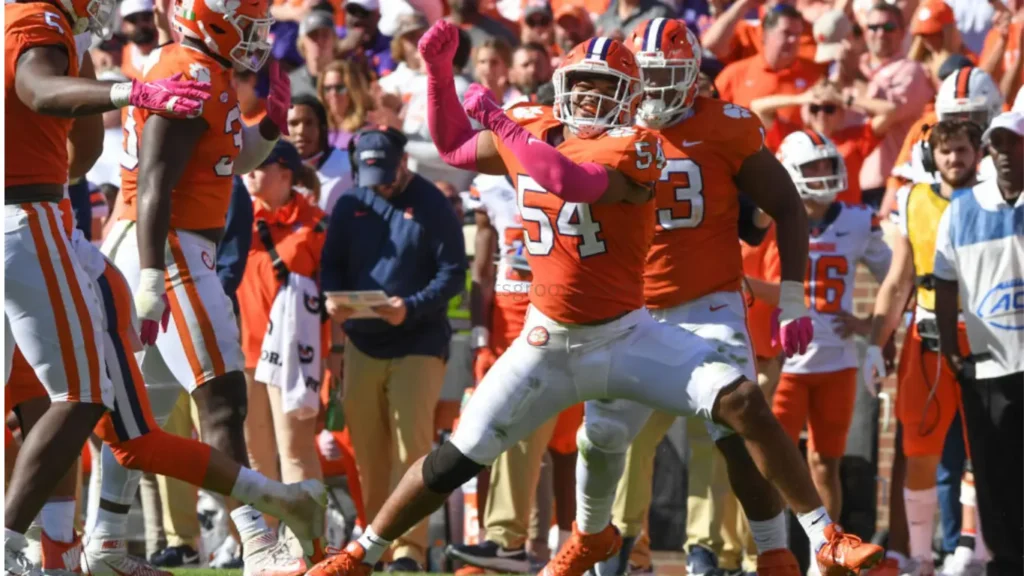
[197,21,222,57]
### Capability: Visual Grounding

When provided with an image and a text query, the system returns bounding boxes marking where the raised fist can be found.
[417,20,460,75]
[462,83,502,127]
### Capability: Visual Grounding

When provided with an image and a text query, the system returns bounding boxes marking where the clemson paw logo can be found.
[201,250,215,270]
[189,63,210,84]
[298,344,316,364]
[723,103,752,119]
[527,326,549,347]
[304,292,322,315]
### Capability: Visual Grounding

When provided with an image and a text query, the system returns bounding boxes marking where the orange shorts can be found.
[896,323,970,458]
[772,368,858,458]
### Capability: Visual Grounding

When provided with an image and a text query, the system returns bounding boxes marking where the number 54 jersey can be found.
[119,43,241,231]
[492,103,665,325]
[785,203,892,374]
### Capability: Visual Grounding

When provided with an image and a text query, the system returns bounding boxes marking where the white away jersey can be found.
[784,203,892,374]
[468,174,533,295]
[933,179,1024,379]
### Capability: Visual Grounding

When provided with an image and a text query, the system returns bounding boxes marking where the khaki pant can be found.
[244,370,322,489]
[343,343,445,565]
[157,391,201,548]
[484,416,558,549]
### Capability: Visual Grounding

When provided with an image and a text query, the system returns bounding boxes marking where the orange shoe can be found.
[305,541,373,576]
[755,548,801,575]
[455,565,488,575]
[40,530,83,573]
[539,522,621,576]
[815,524,884,575]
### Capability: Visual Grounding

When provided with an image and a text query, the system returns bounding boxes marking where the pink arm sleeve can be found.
[426,73,480,171]
[487,113,609,203]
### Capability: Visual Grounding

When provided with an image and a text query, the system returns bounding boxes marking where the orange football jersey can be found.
[644,97,766,309]
[120,43,241,231]
[492,103,663,324]
[5,2,80,187]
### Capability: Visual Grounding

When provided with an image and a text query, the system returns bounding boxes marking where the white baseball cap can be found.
[982,111,1024,143]
[121,0,154,18]
[813,11,852,64]
[1013,85,1024,113]
[345,0,380,12]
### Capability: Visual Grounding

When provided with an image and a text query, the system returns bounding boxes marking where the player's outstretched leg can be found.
[712,378,884,574]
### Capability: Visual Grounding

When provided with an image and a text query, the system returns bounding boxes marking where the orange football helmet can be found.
[59,0,117,36]
[552,37,644,138]
[174,0,273,71]
[626,18,702,128]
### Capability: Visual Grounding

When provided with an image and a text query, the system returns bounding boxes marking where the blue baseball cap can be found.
[353,129,407,187]
[260,140,303,174]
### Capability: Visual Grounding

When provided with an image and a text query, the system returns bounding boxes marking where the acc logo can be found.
[527,326,549,347]
[298,344,316,364]
[976,278,1024,331]
[201,250,215,270]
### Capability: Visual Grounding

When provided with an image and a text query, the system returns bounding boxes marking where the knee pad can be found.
[577,417,630,455]
[422,442,483,494]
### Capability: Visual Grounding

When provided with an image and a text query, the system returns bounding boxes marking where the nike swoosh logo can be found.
[810,513,826,526]
[835,231,849,237]
[182,552,199,564]
[682,140,702,147]
[710,304,727,312]
[495,548,524,558]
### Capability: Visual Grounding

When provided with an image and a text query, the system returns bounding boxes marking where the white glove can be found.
[317,429,342,461]
[135,268,169,345]
[862,345,886,397]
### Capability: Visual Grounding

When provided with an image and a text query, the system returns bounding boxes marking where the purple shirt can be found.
[338,28,396,79]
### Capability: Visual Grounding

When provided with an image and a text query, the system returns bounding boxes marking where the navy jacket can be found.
[217,177,254,312]
[321,175,467,359]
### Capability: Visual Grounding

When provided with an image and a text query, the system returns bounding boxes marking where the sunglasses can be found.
[866,22,898,33]
[323,84,348,94]
[526,16,552,27]
[345,4,370,18]
[809,103,838,115]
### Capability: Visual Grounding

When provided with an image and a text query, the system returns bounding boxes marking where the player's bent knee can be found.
[422,442,483,494]
[577,417,630,455]
[715,378,773,430]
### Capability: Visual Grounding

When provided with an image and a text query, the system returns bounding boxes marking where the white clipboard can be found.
[324,290,390,319]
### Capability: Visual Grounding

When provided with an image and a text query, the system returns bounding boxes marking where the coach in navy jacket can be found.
[320,127,465,568]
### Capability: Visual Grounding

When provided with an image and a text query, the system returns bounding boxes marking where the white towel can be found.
[254,273,323,419]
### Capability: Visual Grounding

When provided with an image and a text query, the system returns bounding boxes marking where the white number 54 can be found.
[634,140,666,170]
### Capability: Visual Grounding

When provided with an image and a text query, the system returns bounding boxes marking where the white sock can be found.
[230,505,271,543]
[39,500,76,544]
[904,488,937,562]
[575,435,626,535]
[973,506,989,562]
[86,507,128,542]
[356,526,391,566]
[230,467,289,508]
[796,506,831,554]
[749,513,788,553]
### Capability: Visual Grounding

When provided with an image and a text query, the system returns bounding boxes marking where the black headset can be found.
[920,123,937,175]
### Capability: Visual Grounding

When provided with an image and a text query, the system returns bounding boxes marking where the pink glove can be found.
[127,73,211,116]
[462,83,507,129]
[417,20,460,78]
[770,306,814,357]
[138,294,170,346]
[265,60,291,136]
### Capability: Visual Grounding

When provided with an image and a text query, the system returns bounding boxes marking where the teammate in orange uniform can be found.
[307,20,876,576]
[589,19,883,576]
[98,0,326,573]
[4,0,208,568]
[771,129,892,572]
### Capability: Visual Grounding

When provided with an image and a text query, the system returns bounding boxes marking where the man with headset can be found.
[863,118,986,575]
[321,126,468,571]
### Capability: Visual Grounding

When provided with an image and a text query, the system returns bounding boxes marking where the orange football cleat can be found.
[454,565,488,575]
[41,530,83,573]
[755,548,801,575]
[538,522,621,576]
[815,524,884,575]
[305,541,373,576]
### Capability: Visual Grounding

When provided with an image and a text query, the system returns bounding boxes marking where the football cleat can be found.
[40,531,82,574]
[254,480,328,547]
[815,524,884,575]
[6,530,43,576]
[445,540,530,573]
[240,532,306,576]
[81,538,171,576]
[755,549,801,576]
[538,523,621,576]
[304,541,372,576]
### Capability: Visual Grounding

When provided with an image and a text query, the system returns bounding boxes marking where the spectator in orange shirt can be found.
[716,4,824,129]
[752,80,898,204]
[553,5,595,64]
[979,3,1024,104]
[703,0,821,66]
[239,140,330,520]
[908,0,978,84]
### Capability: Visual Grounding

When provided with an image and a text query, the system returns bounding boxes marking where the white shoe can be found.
[940,548,984,576]
[81,539,171,576]
[255,480,328,542]
[207,536,240,569]
[21,526,40,567]
[240,532,306,576]
[6,531,42,576]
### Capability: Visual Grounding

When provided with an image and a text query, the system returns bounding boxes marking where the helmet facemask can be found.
[553,66,641,139]
[228,12,272,72]
[635,54,698,129]
[791,156,847,204]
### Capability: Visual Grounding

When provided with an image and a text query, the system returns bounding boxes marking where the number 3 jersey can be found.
[643,97,766,309]
[468,174,533,295]
[784,203,892,374]
[492,103,664,325]
[119,43,240,231]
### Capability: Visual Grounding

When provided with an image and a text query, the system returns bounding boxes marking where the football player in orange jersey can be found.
[98,0,327,573]
[306,20,874,576]
[4,0,208,568]
[580,19,884,576]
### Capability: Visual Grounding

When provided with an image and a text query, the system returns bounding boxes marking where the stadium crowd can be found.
[4,0,1023,575]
